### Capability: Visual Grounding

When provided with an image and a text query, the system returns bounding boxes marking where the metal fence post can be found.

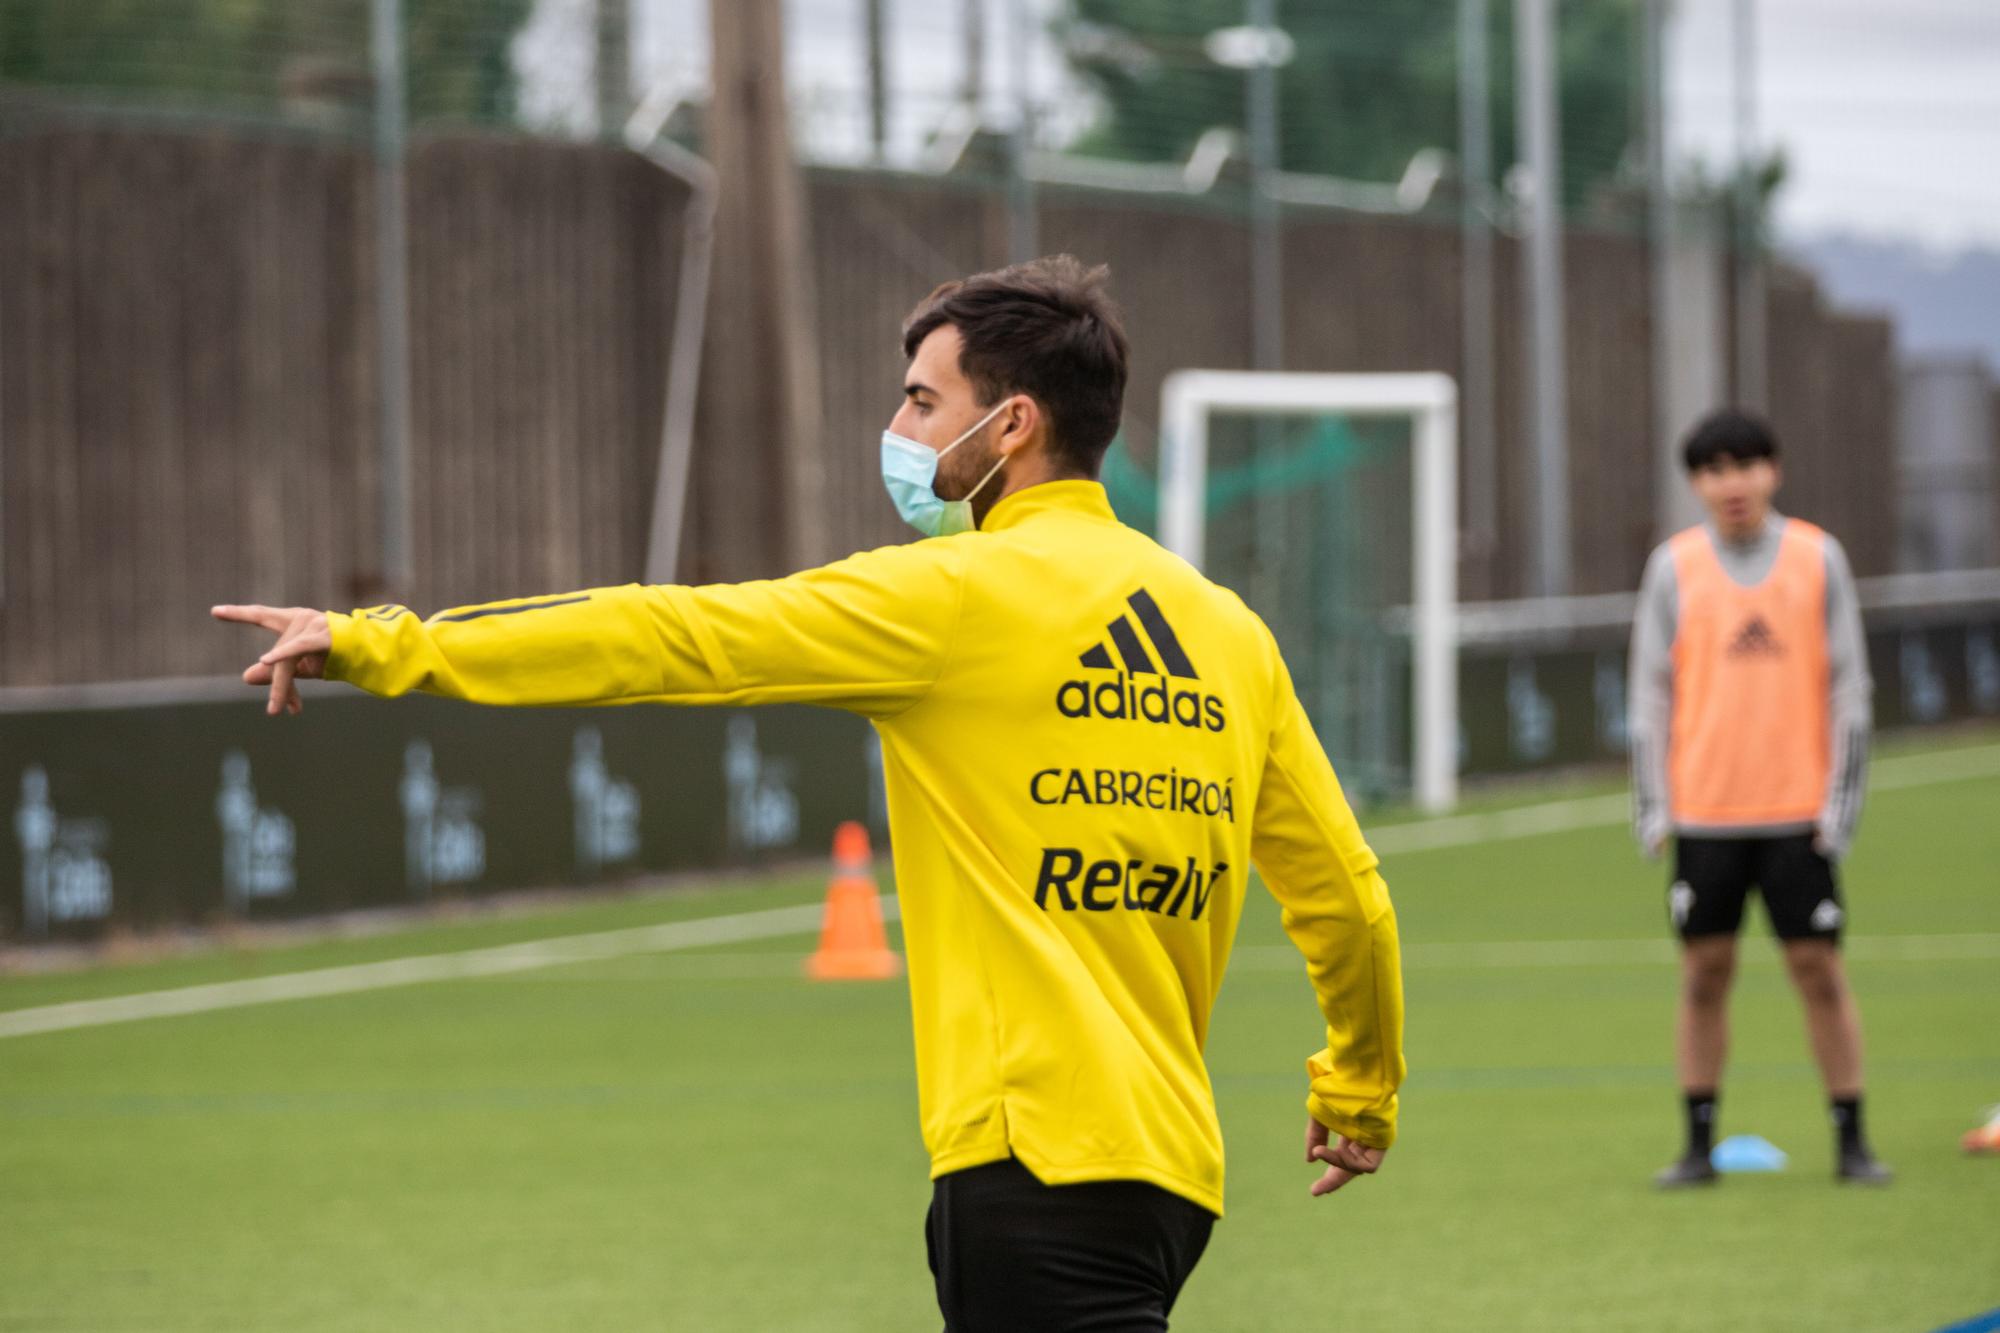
[1457,0,1498,591]
[372,0,414,593]
[1007,0,1038,260]
[1516,0,1570,597]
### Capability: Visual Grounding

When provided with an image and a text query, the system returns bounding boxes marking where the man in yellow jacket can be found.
[215,255,1405,1332]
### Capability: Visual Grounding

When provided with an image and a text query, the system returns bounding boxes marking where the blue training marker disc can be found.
[1711,1134,1789,1173]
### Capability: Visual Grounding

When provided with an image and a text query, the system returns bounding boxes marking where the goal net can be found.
[1154,372,1458,812]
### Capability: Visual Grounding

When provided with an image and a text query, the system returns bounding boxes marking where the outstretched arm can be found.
[213,541,970,719]
[1249,634,1406,1198]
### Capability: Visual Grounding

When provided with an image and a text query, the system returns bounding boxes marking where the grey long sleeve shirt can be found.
[1628,511,1873,857]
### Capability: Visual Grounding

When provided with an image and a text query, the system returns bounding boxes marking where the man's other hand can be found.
[1305,1116,1385,1198]
[211,605,331,716]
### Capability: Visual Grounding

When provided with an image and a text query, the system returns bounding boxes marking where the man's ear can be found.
[996,395,1041,458]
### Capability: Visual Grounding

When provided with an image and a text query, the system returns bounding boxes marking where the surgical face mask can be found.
[880,401,1010,537]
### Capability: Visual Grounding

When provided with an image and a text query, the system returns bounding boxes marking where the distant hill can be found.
[1787,234,2000,369]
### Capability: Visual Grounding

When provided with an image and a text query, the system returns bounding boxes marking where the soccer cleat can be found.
[1961,1107,2000,1155]
[1654,1152,1719,1188]
[1835,1147,1893,1184]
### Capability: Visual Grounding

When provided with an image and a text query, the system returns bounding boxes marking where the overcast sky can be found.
[590,0,2000,254]
[1669,0,2000,252]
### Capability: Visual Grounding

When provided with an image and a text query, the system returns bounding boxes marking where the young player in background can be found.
[1628,409,1891,1187]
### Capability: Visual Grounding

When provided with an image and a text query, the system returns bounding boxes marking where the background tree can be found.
[1059,0,1645,212]
[0,0,534,125]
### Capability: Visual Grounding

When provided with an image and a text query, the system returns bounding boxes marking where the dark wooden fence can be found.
[1,126,380,687]
[0,121,1905,687]
[1763,265,1897,577]
[0,123,685,687]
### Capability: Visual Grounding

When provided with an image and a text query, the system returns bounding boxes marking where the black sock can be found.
[1685,1090,1718,1157]
[1831,1096,1863,1153]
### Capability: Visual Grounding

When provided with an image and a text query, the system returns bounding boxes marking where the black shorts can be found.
[1669,834,1844,943]
[925,1158,1215,1333]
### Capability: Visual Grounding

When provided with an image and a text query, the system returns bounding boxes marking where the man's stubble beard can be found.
[935,428,1002,504]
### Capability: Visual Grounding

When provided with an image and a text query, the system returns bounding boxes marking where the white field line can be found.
[0,902,863,1040]
[1232,932,2000,973]
[501,931,2000,983]
[3,742,1996,1041]
[1363,741,2000,856]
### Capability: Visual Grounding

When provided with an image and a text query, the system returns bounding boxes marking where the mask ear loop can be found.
[954,399,1016,507]
[962,452,1008,507]
[935,398,1011,461]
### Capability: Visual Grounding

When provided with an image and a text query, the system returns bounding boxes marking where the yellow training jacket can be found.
[325,479,1404,1215]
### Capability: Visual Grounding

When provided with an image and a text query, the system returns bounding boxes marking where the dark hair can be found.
[901,255,1130,477]
[1682,408,1779,472]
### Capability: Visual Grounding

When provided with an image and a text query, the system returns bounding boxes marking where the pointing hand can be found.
[211,604,332,716]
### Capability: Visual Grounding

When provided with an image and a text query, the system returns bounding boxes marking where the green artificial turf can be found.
[4,734,1997,1331]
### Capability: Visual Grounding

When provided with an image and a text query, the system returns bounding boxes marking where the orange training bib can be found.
[1666,519,1831,827]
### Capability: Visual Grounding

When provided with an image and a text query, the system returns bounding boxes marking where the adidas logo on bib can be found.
[1727,614,1785,658]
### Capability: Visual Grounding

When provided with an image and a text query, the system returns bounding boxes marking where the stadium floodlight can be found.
[1203,24,1296,70]
[1158,371,1459,812]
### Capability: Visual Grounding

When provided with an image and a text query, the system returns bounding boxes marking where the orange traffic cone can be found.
[805,821,902,981]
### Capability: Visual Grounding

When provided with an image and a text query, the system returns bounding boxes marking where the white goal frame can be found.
[1158,371,1459,812]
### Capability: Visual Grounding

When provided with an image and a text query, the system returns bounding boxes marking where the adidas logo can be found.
[1811,899,1844,932]
[1727,614,1784,658]
[1077,588,1200,679]
[1057,589,1227,732]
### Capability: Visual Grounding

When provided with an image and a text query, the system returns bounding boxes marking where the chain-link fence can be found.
[0,1,1914,674]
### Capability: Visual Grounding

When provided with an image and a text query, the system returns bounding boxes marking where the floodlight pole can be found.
[961,0,985,110]
[1515,0,1570,597]
[1237,2,1288,618]
[370,0,414,593]
[1246,0,1283,374]
[0,217,6,608]
[865,0,890,161]
[1731,0,1766,409]
[596,0,631,138]
[1456,0,1497,590]
[1645,0,1686,537]
[1007,0,1037,260]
